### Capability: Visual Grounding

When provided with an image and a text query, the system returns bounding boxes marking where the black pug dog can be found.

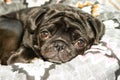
[0,4,105,65]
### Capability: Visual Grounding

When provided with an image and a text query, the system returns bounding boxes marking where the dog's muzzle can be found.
[40,40,76,63]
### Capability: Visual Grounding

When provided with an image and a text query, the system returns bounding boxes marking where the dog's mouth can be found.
[40,40,77,63]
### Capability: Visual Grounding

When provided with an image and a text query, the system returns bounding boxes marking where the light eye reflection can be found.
[77,39,85,47]
[73,37,86,49]
[40,30,50,40]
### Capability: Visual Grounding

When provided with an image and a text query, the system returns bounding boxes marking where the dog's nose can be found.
[54,41,65,51]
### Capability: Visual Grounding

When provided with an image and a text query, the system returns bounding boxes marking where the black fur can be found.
[0,4,105,65]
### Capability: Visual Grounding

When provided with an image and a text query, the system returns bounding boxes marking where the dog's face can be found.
[32,5,99,63]
[37,22,87,63]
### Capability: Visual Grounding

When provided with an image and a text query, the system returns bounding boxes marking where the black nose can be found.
[54,41,65,51]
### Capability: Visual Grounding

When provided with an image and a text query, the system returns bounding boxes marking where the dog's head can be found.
[36,15,88,63]
[4,4,105,63]
[29,4,104,63]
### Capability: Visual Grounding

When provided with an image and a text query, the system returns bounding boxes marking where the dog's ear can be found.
[93,18,105,44]
[26,8,47,33]
[87,17,105,45]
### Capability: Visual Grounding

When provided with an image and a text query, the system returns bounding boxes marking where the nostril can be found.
[54,41,65,51]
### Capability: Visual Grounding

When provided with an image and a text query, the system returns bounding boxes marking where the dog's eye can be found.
[40,30,50,40]
[74,38,86,48]
[77,39,85,47]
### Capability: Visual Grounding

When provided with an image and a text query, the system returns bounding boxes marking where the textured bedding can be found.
[0,0,120,80]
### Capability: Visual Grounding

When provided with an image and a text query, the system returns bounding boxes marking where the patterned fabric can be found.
[0,42,119,80]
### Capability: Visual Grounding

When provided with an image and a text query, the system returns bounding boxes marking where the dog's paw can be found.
[7,52,29,65]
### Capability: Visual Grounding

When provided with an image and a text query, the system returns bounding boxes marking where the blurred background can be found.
[0,0,120,14]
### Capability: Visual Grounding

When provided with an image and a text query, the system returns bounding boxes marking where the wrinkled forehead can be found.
[39,10,85,30]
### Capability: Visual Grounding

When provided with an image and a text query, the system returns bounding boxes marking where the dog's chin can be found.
[40,43,77,64]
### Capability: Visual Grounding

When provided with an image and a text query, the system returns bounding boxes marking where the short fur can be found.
[0,4,105,65]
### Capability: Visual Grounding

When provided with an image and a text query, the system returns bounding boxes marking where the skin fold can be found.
[0,4,105,65]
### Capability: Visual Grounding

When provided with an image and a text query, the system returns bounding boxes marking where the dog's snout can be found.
[54,41,65,51]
